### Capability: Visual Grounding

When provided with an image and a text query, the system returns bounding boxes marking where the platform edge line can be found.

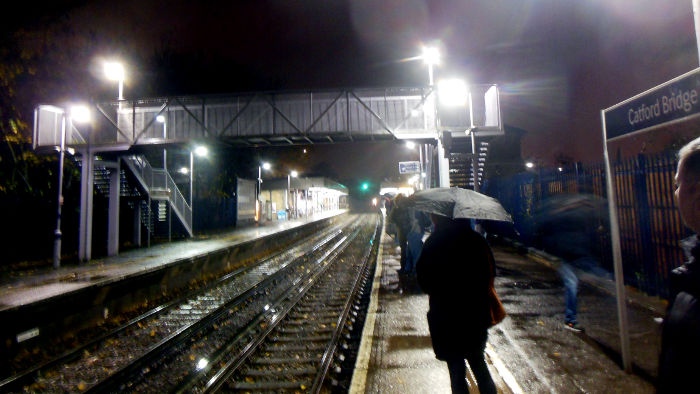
[348,217,385,394]
[486,342,524,394]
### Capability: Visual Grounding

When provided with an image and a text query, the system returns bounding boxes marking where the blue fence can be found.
[484,151,690,299]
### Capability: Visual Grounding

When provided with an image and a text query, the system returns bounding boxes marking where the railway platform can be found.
[350,220,663,393]
[0,210,346,358]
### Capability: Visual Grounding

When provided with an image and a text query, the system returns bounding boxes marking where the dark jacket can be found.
[416,219,494,360]
[388,203,410,242]
[658,235,700,393]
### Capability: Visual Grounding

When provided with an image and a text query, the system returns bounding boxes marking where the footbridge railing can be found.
[64,87,438,149]
[123,155,193,237]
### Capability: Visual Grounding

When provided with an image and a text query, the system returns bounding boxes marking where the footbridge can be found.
[33,85,502,263]
[36,86,499,149]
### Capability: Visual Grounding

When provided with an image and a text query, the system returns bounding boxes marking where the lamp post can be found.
[287,170,298,219]
[421,46,440,189]
[422,46,440,86]
[257,162,271,221]
[104,62,125,101]
[157,115,167,169]
[53,105,90,269]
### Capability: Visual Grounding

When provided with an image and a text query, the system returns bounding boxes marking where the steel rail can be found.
[310,214,381,392]
[88,219,360,392]
[86,220,357,392]
[198,224,366,393]
[198,217,376,392]
[0,219,350,392]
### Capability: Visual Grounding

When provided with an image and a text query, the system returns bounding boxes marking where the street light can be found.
[526,161,535,169]
[287,170,298,218]
[422,46,440,86]
[70,105,91,123]
[157,115,167,169]
[438,78,468,107]
[405,141,416,149]
[436,78,480,195]
[421,45,441,189]
[257,162,271,221]
[53,105,90,269]
[104,61,125,100]
[194,145,208,157]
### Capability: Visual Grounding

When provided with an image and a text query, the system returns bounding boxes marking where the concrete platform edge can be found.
[348,219,384,394]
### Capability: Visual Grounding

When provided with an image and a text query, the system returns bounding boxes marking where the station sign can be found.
[604,68,700,140]
[398,161,420,174]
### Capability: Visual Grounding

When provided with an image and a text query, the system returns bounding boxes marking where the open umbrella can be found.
[406,187,513,222]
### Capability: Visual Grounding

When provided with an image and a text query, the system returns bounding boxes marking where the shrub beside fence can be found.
[484,150,690,299]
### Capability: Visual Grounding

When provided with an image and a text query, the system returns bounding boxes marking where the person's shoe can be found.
[564,322,584,333]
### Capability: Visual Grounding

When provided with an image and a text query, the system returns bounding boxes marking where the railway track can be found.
[201,214,379,393]
[2,213,379,393]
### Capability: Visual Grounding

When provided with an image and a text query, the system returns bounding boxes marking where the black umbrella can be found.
[406,187,513,222]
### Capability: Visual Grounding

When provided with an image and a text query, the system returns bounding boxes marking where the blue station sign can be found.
[398,161,420,174]
[604,68,700,140]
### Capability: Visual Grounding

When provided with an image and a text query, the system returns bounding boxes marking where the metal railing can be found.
[484,150,689,298]
[123,155,192,236]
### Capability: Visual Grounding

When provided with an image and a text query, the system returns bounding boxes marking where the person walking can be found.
[534,193,607,333]
[657,136,700,393]
[416,214,497,394]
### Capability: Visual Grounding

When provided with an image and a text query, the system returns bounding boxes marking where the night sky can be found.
[5,0,699,185]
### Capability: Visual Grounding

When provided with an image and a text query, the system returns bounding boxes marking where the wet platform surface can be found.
[351,220,662,393]
[0,210,345,311]
[351,227,515,393]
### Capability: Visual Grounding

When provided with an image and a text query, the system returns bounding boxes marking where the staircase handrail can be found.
[123,155,192,236]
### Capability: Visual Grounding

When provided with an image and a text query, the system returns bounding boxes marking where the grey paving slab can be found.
[358,231,454,394]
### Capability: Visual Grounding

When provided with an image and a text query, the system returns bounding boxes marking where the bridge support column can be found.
[79,151,94,262]
[107,160,121,256]
[133,203,142,247]
[437,138,450,187]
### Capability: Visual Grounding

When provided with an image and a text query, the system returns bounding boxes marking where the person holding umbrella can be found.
[411,187,511,394]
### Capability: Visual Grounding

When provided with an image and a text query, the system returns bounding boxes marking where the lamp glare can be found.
[422,47,440,65]
[438,79,468,106]
[70,105,91,123]
[104,62,124,81]
[194,146,208,157]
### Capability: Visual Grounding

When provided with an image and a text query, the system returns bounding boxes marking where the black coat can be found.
[658,235,700,393]
[416,219,494,360]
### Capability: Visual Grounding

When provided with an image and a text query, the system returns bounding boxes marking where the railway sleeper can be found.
[232,379,311,390]
[272,335,332,342]
[278,327,334,334]
[264,343,327,352]
[290,312,340,319]
[243,367,317,376]
[252,356,318,364]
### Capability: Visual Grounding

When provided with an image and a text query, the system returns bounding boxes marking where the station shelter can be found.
[260,177,348,221]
